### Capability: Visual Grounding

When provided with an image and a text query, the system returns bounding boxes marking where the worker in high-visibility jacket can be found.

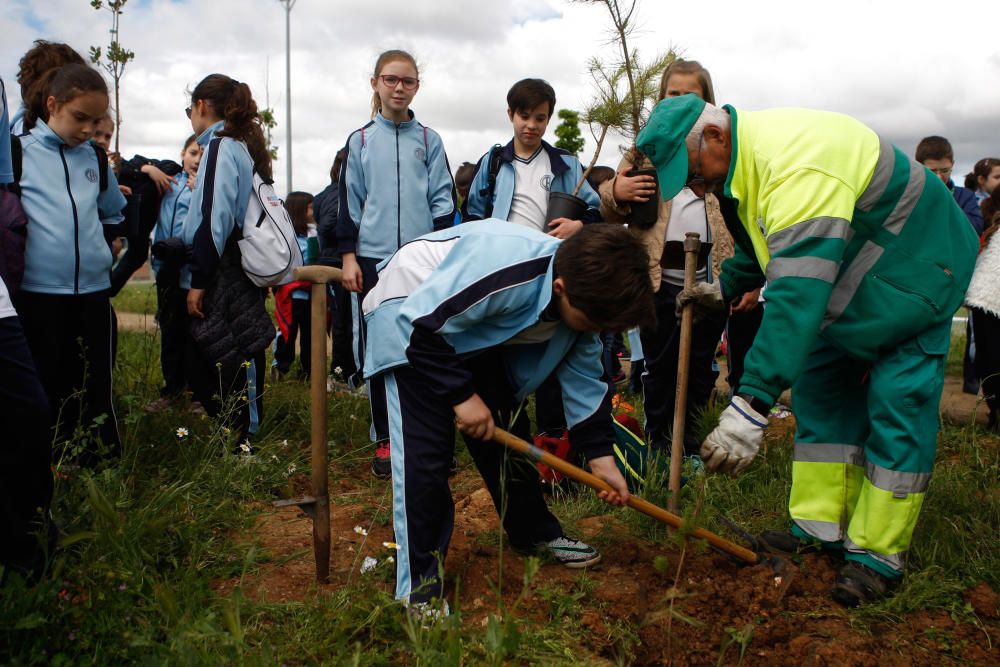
[635,95,978,606]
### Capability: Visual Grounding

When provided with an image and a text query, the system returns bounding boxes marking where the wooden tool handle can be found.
[491,427,758,564]
[669,232,702,511]
[294,265,343,285]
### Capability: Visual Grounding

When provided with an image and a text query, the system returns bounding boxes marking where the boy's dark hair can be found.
[586,165,615,191]
[915,136,953,163]
[507,78,556,115]
[554,225,655,331]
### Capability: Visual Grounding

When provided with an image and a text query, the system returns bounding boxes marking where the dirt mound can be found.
[218,471,998,665]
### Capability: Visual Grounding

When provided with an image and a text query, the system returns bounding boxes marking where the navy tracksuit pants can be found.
[383,349,563,603]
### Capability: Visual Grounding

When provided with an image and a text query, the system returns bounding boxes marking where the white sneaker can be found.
[544,536,601,568]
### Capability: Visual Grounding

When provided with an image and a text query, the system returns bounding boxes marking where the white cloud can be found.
[4,0,1000,194]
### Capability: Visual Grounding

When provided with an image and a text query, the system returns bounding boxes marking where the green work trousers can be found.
[788,319,949,577]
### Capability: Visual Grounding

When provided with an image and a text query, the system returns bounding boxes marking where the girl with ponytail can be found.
[180,73,273,447]
[337,49,457,479]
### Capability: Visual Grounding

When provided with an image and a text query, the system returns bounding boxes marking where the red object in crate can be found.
[534,430,571,484]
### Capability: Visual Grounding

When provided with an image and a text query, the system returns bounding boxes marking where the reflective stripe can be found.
[844,537,905,574]
[766,216,852,256]
[822,240,884,328]
[766,257,840,284]
[792,518,843,543]
[856,137,894,212]
[883,160,926,235]
[865,461,931,495]
[794,442,865,466]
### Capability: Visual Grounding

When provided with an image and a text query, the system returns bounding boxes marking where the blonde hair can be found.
[371,49,419,119]
[658,59,716,105]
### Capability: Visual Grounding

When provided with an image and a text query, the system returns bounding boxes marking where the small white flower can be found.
[360,556,378,573]
[282,439,289,448]
[382,541,400,550]
[271,454,279,462]
[334,366,342,375]
[239,441,252,453]
[286,464,297,475]
[175,427,189,439]
[387,556,394,564]
[353,525,368,536]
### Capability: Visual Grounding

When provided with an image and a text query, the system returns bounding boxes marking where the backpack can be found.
[480,144,504,219]
[238,165,303,287]
[0,135,107,295]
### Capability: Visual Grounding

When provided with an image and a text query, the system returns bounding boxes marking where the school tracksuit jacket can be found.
[713,106,978,577]
[151,172,194,275]
[335,110,456,442]
[463,140,601,223]
[15,117,127,457]
[336,110,455,260]
[362,221,614,602]
[181,120,263,436]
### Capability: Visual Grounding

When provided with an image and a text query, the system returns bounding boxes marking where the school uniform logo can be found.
[414,147,426,162]
[540,174,553,191]
[85,168,99,183]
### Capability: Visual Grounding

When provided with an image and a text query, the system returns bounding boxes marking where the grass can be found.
[1,322,997,664]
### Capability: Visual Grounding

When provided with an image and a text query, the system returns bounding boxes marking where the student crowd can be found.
[2,41,998,617]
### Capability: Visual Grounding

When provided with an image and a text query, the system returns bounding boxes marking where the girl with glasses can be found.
[336,49,456,480]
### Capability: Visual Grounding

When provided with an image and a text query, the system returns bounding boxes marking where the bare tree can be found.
[89,0,134,154]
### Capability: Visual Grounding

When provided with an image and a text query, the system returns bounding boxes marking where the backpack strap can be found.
[9,135,22,196]
[360,126,365,148]
[92,144,109,192]
[483,143,503,219]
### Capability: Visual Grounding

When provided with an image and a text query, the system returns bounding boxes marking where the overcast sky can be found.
[4,0,1000,196]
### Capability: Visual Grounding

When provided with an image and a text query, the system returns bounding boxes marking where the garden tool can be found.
[272,264,342,584]
[668,232,700,511]
[491,427,760,565]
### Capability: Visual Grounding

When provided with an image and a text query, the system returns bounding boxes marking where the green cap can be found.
[635,94,706,200]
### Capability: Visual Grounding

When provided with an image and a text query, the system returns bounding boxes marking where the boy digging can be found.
[362,222,653,611]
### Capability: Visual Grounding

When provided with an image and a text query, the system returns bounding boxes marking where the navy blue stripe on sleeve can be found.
[410,255,551,333]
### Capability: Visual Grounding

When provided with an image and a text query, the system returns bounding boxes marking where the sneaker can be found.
[543,536,601,568]
[609,371,627,385]
[371,440,391,479]
[831,561,899,607]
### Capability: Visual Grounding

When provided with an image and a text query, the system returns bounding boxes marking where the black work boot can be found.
[831,561,899,607]
[758,529,823,555]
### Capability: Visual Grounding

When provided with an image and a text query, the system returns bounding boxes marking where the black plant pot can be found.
[626,168,659,229]
[546,191,588,224]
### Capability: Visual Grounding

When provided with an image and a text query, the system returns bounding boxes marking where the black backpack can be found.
[480,144,504,219]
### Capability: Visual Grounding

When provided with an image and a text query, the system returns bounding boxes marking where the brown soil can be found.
[217,458,998,665]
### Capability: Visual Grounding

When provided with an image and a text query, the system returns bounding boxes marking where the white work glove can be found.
[700,396,768,474]
[675,281,725,323]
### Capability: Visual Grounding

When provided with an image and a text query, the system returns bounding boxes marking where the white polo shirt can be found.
[507,147,553,233]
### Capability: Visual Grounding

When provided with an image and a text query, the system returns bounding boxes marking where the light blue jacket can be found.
[363,221,613,459]
[0,79,12,184]
[151,171,193,274]
[19,119,126,294]
[463,140,601,222]
[181,121,254,289]
[336,111,455,260]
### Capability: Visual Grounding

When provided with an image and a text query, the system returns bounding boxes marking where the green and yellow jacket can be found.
[719,106,979,406]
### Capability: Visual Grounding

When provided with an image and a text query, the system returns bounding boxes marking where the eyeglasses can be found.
[685,132,706,188]
[378,75,419,91]
[185,106,192,119]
